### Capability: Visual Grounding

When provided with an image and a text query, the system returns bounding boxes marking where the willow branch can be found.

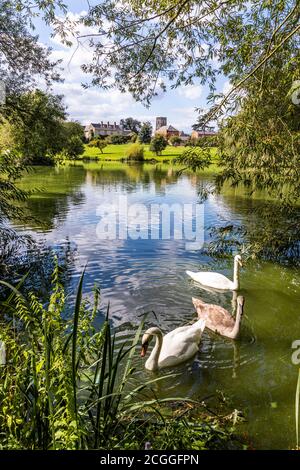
[207,22,300,122]
[260,2,299,89]
[77,0,186,39]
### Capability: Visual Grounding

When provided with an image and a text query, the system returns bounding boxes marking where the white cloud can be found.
[46,11,139,124]
[178,84,203,100]
[170,106,198,131]
[53,81,135,123]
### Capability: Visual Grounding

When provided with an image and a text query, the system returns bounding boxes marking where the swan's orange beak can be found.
[141,342,148,357]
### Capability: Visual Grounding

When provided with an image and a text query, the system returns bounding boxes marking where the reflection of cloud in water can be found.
[19,165,245,329]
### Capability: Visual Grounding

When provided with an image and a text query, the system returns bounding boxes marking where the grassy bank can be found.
[0,264,245,450]
[82,143,218,163]
[70,159,221,177]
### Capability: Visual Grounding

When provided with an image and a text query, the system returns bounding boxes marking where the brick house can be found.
[84,121,131,140]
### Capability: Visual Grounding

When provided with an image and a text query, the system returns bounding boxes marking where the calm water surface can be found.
[16,162,300,449]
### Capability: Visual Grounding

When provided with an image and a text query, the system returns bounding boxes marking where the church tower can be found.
[156,116,167,130]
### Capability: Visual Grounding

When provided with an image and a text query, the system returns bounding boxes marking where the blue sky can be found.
[35,1,228,132]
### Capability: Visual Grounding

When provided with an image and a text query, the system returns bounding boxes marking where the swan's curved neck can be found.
[233,259,240,290]
[145,332,163,371]
[230,303,243,339]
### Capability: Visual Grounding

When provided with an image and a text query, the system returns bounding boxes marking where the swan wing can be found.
[195,303,235,331]
[159,319,206,365]
[186,270,233,290]
[158,343,199,368]
[163,319,205,342]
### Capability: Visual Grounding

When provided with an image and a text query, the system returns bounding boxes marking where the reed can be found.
[296,368,300,450]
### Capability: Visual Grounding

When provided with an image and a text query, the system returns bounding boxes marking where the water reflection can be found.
[16,166,86,231]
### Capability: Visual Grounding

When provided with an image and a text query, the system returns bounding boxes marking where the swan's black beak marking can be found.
[141,342,149,358]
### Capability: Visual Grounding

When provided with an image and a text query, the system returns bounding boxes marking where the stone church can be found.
[155,117,180,139]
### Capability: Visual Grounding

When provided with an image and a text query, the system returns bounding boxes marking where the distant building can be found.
[179,131,190,143]
[156,125,180,139]
[156,117,167,131]
[84,121,131,140]
[191,126,216,139]
[155,117,180,139]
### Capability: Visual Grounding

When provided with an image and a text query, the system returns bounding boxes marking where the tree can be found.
[150,135,168,155]
[0,150,29,260]
[120,117,142,134]
[61,121,85,159]
[0,1,64,95]
[88,138,108,154]
[63,121,84,141]
[109,134,131,144]
[215,64,300,205]
[174,147,212,171]
[4,90,67,164]
[0,150,27,221]
[0,119,15,152]
[169,136,182,147]
[77,1,300,105]
[64,136,85,160]
[0,1,67,255]
[1,111,85,163]
[138,122,152,144]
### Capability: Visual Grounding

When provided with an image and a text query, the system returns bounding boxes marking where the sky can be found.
[35,1,228,133]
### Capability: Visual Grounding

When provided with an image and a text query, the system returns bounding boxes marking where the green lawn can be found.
[82,143,186,162]
[79,143,220,175]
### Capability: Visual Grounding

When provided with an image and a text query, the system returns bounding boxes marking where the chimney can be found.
[114,121,116,127]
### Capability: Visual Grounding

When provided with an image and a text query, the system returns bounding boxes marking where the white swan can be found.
[141,319,206,371]
[186,255,243,291]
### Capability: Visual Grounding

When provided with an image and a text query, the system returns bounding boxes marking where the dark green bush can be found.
[110,134,131,144]
[150,135,168,155]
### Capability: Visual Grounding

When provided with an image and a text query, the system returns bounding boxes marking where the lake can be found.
[15,161,300,449]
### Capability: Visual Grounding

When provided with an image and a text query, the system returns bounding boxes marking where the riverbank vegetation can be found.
[82,143,218,163]
[125,143,145,161]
